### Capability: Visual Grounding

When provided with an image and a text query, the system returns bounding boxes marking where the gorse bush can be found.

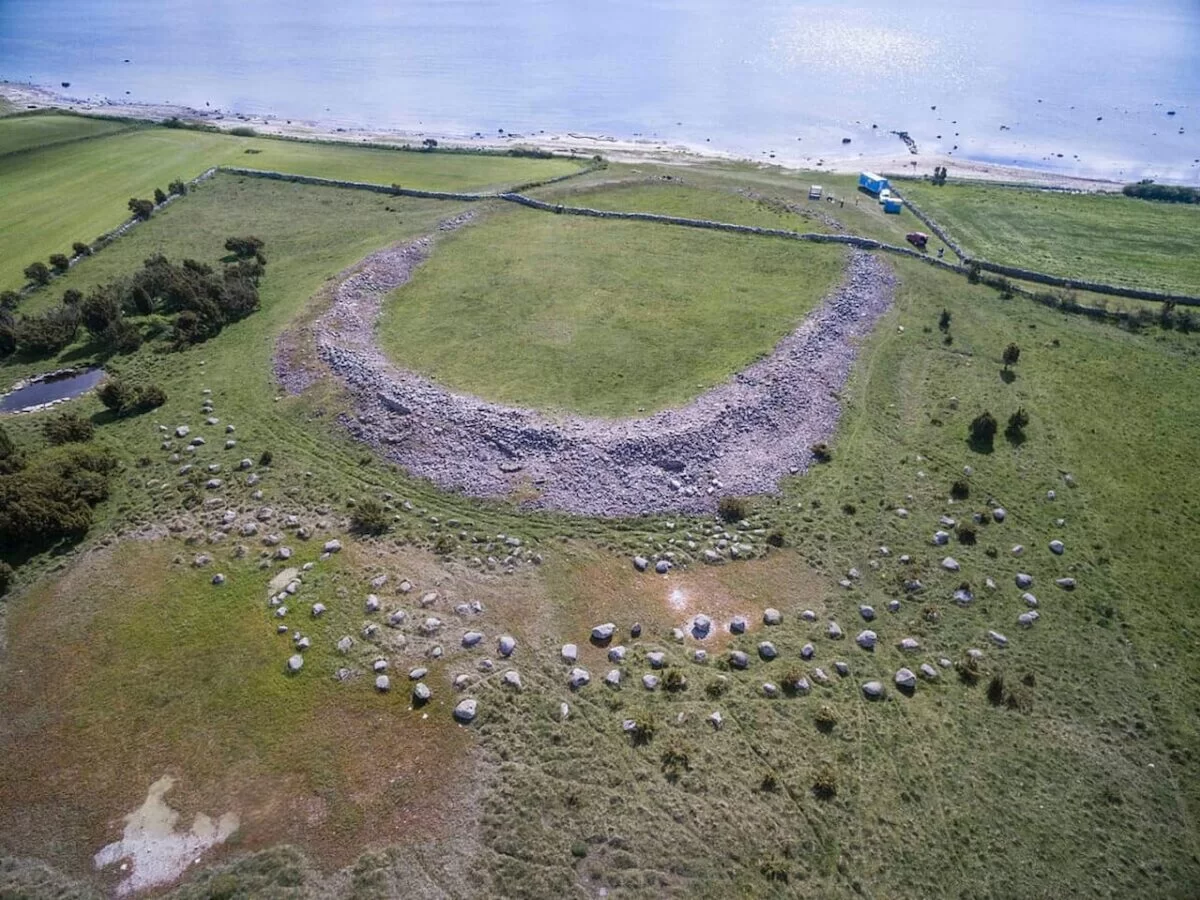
[717,495,748,523]
[224,236,264,260]
[42,412,95,445]
[24,261,52,285]
[49,253,70,274]
[0,423,23,474]
[0,444,118,549]
[72,241,92,258]
[96,377,167,416]
[153,187,168,205]
[969,411,997,451]
[1006,407,1030,443]
[127,197,154,220]
[13,305,80,356]
[350,497,390,535]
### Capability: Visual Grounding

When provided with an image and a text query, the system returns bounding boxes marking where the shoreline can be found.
[1,80,1128,192]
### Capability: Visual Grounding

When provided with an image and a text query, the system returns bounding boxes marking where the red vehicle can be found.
[905,231,929,250]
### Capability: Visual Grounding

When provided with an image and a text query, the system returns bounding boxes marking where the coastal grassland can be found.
[0,112,132,156]
[0,118,584,292]
[377,204,845,416]
[903,180,1200,294]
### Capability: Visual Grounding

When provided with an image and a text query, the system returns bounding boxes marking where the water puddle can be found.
[93,775,239,896]
[0,367,104,413]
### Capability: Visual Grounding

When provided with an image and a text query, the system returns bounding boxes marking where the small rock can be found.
[375,675,390,692]
[895,508,909,518]
[604,669,621,687]
[691,614,713,637]
[801,609,817,622]
[387,610,406,628]
[758,641,777,660]
[462,631,484,648]
[336,636,353,654]
[286,654,303,673]
[647,651,666,669]
[630,623,642,638]
[953,587,974,605]
[887,599,901,613]
[894,668,917,691]
[762,682,779,698]
[763,608,782,626]
[632,556,649,572]
[992,508,1006,522]
[708,711,723,729]
[834,661,849,676]
[365,594,380,613]
[655,559,670,574]
[693,649,708,663]
[859,605,876,621]
[503,670,522,689]
[420,617,442,636]
[453,699,477,723]
[1056,577,1076,590]
[498,635,516,657]
[568,667,590,689]
[1049,540,1065,555]
[800,643,815,660]
[988,630,1009,647]
[941,557,960,572]
[856,630,877,650]
[591,623,616,642]
[729,650,750,669]
[827,621,844,640]
[608,645,627,663]
[311,603,326,617]
[862,680,884,700]
[373,658,388,672]
[1018,611,1039,628]
[899,637,920,651]
[920,663,939,680]
[933,531,950,546]
[729,615,748,634]
[323,539,342,553]
[561,643,578,663]
[1016,573,1034,588]
[1022,592,1038,607]
[413,682,431,703]
[642,674,659,690]
[419,591,438,608]
[210,572,225,585]
[1047,490,1056,501]
[811,667,829,685]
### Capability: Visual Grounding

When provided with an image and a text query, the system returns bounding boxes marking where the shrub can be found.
[49,253,71,274]
[660,744,691,781]
[127,198,154,220]
[0,560,12,596]
[1006,407,1029,443]
[0,422,24,474]
[72,241,92,257]
[61,289,82,305]
[966,263,981,284]
[938,309,952,332]
[24,261,52,285]
[663,668,687,692]
[42,412,94,445]
[104,318,144,354]
[814,704,837,732]
[224,236,265,259]
[1002,342,1021,369]
[351,497,390,535]
[968,411,997,451]
[766,529,786,548]
[259,449,273,466]
[956,654,982,685]
[81,287,123,336]
[0,444,118,548]
[0,313,14,357]
[810,442,832,463]
[987,672,1006,706]
[96,378,166,416]
[627,713,655,746]
[812,763,838,800]
[956,524,977,545]
[14,305,80,355]
[717,495,748,523]
[0,291,19,310]
[950,478,970,499]
[168,179,188,196]
[153,187,168,205]
[1122,181,1200,204]
[704,677,729,699]
[229,126,257,137]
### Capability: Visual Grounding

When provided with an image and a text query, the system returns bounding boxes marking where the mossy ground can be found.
[0,137,1198,898]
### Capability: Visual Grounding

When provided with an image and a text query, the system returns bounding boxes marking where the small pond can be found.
[0,368,105,413]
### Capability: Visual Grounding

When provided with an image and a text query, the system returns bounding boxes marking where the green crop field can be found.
[0,113,132,156]
[377,204,844,416]
[904,180,1200,294]
[0,147,1198,899]
[0,115,584,293]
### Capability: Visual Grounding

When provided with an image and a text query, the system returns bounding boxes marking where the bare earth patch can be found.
[284,223,896,516]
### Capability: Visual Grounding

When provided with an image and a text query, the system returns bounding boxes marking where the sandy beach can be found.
[1,81,1126,192]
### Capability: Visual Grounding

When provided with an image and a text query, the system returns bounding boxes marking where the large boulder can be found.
[568,667,591,689]
[454,699,477,723]
[894,668,917,691]
[591,623,616,642]
[862,681,884,700]
[856,630,877,650]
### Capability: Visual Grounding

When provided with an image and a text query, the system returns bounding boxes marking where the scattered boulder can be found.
[1018,611,1039,628]
[642,674,659,690]
[691,614,713,638]
[992,508,1006,523]
[323,539,342,554]
[862,680,884,700]
[834,661,849,677]
[953,587,974,605]
[591,623,616,642]
[568,667,590,689]
[762,683,779,698]
[933,531,950,546]
[729,650,750,670]
[920,663,939,680]
[286,654,303,673]
[462,631,484,648]
[387,610,406,628]
[941,557,960,572]
[801,609,817,622]
[375,675,390,692]
[988,630,1009,647]
[211,573,225,585]
[503,670,522,689]
[894,668,917,691]
[365,594,380,613]
[608,645,627,663]
[633,556,649,572]
[1016,573,1034,589]
[899,637,920,652]
[827,621,844,640]
[336,636,353,654]
[859,605,876,621]
[413,682,431,703]
[498,635,516,657]
[1049,540,1065,555]
[420,617,442,636]
[604,669,622,687]
[811,667,829,685]
[1055,577,1076,590]
[856,630,877,650]
[311,603,326,618]
[655,560,670,574]
[708,711,724,729]
[800,643,815,660]
[647,651,666,669]
[1022,592,1038,607]
[409,667,428,680]
[561,643,578,663]
[1012,545,1024,556]
[453,699,477,723]
[758,641,778,660]
[730,615,748,634]
[763,608,782,626]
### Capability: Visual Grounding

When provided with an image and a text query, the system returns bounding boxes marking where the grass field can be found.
[0,113,132,156]
[1,156,1198,897]
[0,115,584,293]
[904,180,1200,294]
[377,204,844,416]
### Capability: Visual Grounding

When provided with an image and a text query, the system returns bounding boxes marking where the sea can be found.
[2,0,1197,183]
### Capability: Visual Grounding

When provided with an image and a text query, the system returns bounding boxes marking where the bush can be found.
[80,287,123,336]
[968,411,997,451]
[1122,181,1200,204]
[0,291,19,310]
[956,654,982,685]
[259,449,273,466]
[49,253,70,274]
[13,305,80,355]
[987,672,1006,706]
[224,236,265,259]
[61,289,82,305]
[938,309,952,332]
[810,442,832,463]
[660,744,691,781]
[229,126,257,137]
[153,187,168,205]
[350,497,390,535]
[967,263,981,284]
[1002,342,1021,369]
[0,422,24,474]
[24,261,52,285]
[0,560,12,596]
[72,241,92,258]
[127,197,154,220]
[950,478,970,499]
[717,496,748,523]
[812,763,838,800]
[0,444,118,549]
[42,412,94,445]
[168,179,188,196]
[0,313,14,358]
[96,377,166,416]
[1005,407,1029,443]
[104,317,144,354]
[956,524,977,545]
[627,714,655,746]
[704,677,729,699]
[766,529,786,548]
[663,668,687,692]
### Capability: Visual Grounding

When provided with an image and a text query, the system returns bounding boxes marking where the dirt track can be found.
[279,220,896,516]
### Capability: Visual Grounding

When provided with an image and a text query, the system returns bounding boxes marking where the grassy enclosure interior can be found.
[1,118,1198,898]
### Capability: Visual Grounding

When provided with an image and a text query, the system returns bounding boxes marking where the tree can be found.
[127,198,154,220]
[167,179,188,196]
[969,411,997,451]
[49,254,71,274]
[153,187,168,205]
[0,421,24,474]
[13,306,80,355]
[0,312,15,357]
[422,137,438,150]
[80,288,123,336]
[72,241,92,258]
[42,412,94,445]
[938,309,952,332]
[61,288,82,306]
[1005,407,1029,444]
[24,261,52,285]
[223,236,264,259]
[1002,343,1021,370]
[0,291,19,310]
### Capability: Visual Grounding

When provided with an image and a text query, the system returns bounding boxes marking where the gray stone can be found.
[453,699,477,723]
[904,579,925,594]
[655,559,671,574]
[847,567,861,580]
[175,425,190,438]
[365,594,380,613]
[462,631,484,648]
[693,649,708,663]
[862,680,884,699]
[939,516,957,527]
[859,605,876,621]
[323,539,342,553]
[1022,592,1038,607]
[370,658,387,672]
[630,623,642,638]
[419,591,439,608]
[647,651,666,669]
[834,661,849,676]
[800,643,815,660]
[941,557,960,572]
[763,608,782,626]
[642,674,659,690]
[205,479,223,490]
[420,617,442,636]
[604,669,622,687]
[671,627,685,642]
[691,614,713,637]
[336,636,353,654]
[730,615,748,634]
[274,606,288,618]
[729,650,750,670]
[703,549,723,564]
[374,675,391,692]
[762,682,779,698]
[387,610,407,628]
[887,599,901,613]
[920,663,939,680]
[811,667,829,685]
[827,621,844,640]
[953,587,974,605]
[895,668,917,691]
[210,572,225,585]
[1012,545,1025,557]
[561,643,578,663]
[758,641,778,660]
[568,667,590,689]
[413,682,431,703]
[608,645,627,663]
[559,702,570,720]
[708,711,724,729]
[1016,573,1034,589]
[503,670,522,689]
[801,609,817,622]
[967,648,984,660]
[895,507,909,518]
[398,579,413,593]
[899,637,921,652]
[498,635,516,657]
[988,630,1009,647]
[632,556,649,572]
[939,657,952,668]
[1047,490,1056,500]
[1056,577,1077,590]
[1049,540,1065,555]
[856,630,877,650]
[309,603,326,618]
[992,508,1006,523]
[277,624,288,634]
[591,623,616,642]
[407,666,428,680]
[287,654,303,673]
[933,531,950,546]
[1018,611,1039,628]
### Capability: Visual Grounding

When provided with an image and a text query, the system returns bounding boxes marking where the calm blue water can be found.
[0,368,104,412]
[2,0,1197,182]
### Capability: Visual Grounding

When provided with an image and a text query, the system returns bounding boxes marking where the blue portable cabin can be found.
[859,171,889,195]
[882,196,903,214]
